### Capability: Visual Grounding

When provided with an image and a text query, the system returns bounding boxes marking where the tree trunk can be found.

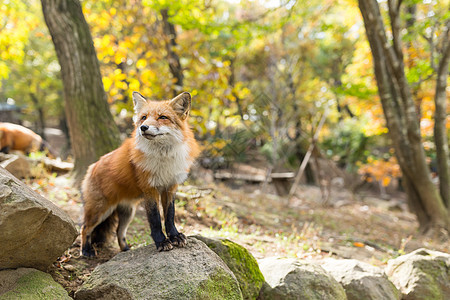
[358,0,449,231]
[160,9,183,97]
[29,93,46,140]
[59,117,71,160]
[434,22,450,209]
[41,0,121,183]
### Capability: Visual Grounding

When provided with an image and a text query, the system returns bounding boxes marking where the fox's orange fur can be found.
[80,92,199,256]
[0,122,43,154]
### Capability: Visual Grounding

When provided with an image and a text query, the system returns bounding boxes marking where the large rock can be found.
[0,153,30,179]
[258,257,346,300]
[321,258,400,300]
[385,248,450,300]
[75,237,243,300]
[0,268,71,299]
[0,167,78,271]
[193,235,264,300]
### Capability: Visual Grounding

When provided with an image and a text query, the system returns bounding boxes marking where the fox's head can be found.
[132,91,191,152]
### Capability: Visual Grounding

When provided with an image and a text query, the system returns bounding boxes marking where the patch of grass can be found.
[128,218,152,247]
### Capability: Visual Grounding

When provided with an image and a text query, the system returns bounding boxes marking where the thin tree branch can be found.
[287,108,329,204]
[388,0,403,61]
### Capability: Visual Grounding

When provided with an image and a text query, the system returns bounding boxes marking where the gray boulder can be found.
[258,257,346,300]
[0,153,30,179]
[0,167,78,271]
[193,235,265,300]
[0,268,71,299]
[75,237,243,300]
[321,258,400,300]
[385,248,450,300]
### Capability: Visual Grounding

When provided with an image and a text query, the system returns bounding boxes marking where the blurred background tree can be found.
[359,0,449,231]
[41,0,121,182]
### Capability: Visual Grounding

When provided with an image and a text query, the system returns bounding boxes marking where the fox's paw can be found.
[169,233,187,247]
[156,238,173,252]
[81,245,96,257]
[119,238,131,252]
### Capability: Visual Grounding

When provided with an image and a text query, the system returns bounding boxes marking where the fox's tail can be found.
[90,211,118,246]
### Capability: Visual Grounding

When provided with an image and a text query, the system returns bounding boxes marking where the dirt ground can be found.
[25,172,449,298]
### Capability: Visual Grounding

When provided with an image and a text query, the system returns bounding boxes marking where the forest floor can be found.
[24,167,449,298]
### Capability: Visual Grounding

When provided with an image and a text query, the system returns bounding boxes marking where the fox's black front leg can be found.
[0,146,10,154]
[145,199,172,251]
[164,193,187,247]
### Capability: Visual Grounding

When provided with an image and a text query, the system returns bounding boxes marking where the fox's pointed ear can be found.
[132,92,147,113]
[170,92,191,120]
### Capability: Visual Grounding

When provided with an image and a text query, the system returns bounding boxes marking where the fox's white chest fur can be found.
[134,135,192,188]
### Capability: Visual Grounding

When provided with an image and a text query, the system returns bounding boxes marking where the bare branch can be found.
[388,0,403,63]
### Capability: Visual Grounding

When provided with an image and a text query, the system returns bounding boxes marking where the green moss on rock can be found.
[385,248,450,300]
[0,268,71,300]
[75,237,242,300]
[196,268,243,300]
[193,235,265,300]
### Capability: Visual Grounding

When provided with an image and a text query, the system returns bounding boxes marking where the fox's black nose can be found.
[140,125,149,132]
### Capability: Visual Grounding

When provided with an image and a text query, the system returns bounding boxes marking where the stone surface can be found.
[0,153,30,179]
[193,235,264,300]
[75,237,243,300]
[0,167,78,271]
[258,257,346,300]
[0,268,71,299]
[385,248,450,300]
[321,258,400,300]
[41,157,73,173]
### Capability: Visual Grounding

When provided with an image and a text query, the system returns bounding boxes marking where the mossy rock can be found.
[193,235,264,300]
[0,268,71,300]
[75,237,242,300]
[385,248,450,300]
[259,257,347,300]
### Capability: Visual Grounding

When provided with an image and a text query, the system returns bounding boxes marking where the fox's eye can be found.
[158,115,168,120]
[141,115,147,121]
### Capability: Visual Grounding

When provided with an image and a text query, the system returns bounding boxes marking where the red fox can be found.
[0,122,45,154]
[80,92,200,256]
